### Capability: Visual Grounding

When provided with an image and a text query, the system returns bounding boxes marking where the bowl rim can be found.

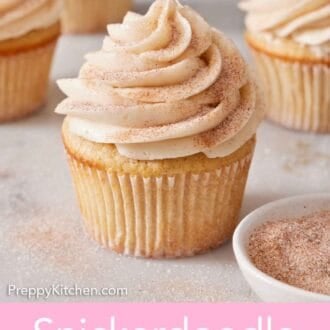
[233,193,330,301]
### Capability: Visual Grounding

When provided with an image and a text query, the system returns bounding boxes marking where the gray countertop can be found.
[0,0,329,302]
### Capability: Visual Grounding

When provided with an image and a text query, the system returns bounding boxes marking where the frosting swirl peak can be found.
[56,0,263,160]
[239,0,330,46]
[0,0,62,42]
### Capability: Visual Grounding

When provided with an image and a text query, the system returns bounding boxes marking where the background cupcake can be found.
[61,0,132,34]
[0,0,62,122]
[56,0,264,258]
[239,0,330,133]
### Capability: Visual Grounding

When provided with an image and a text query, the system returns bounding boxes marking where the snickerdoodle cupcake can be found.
[239,0,330,133]
[0,0,61,122]
[56,0,264,258]
[61,0,132,34]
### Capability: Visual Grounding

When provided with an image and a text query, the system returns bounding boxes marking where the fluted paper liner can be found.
[0,41,57,122]
[250,48,330,133]
[66,143,255,258]
[61,0,132,34]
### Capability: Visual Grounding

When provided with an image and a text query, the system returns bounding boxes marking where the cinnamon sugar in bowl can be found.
[233,194,330,302]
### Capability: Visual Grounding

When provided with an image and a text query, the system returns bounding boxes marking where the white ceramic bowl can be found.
[233,193,330,302]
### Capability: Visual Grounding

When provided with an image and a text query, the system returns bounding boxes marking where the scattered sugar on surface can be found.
[282,140,330,173]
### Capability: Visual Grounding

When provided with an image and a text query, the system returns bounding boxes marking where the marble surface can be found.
[0,0,329,302]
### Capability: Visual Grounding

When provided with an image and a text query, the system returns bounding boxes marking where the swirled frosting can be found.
[239,0,330,46]
[56,0,263,160]
[0,0,62,41]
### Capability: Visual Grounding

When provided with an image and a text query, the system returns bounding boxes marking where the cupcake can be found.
[0,0,62,122]
[239,0,330,133]
[61,0,132,34]
[56,0,264,258]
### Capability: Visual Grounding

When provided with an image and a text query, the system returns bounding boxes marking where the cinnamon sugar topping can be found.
[248,211,330,296]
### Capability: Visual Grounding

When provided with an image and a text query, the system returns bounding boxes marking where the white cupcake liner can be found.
[251,49,330,133]
[67,151,254,258]
[61,0,132,33]
[0,41,57,122]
